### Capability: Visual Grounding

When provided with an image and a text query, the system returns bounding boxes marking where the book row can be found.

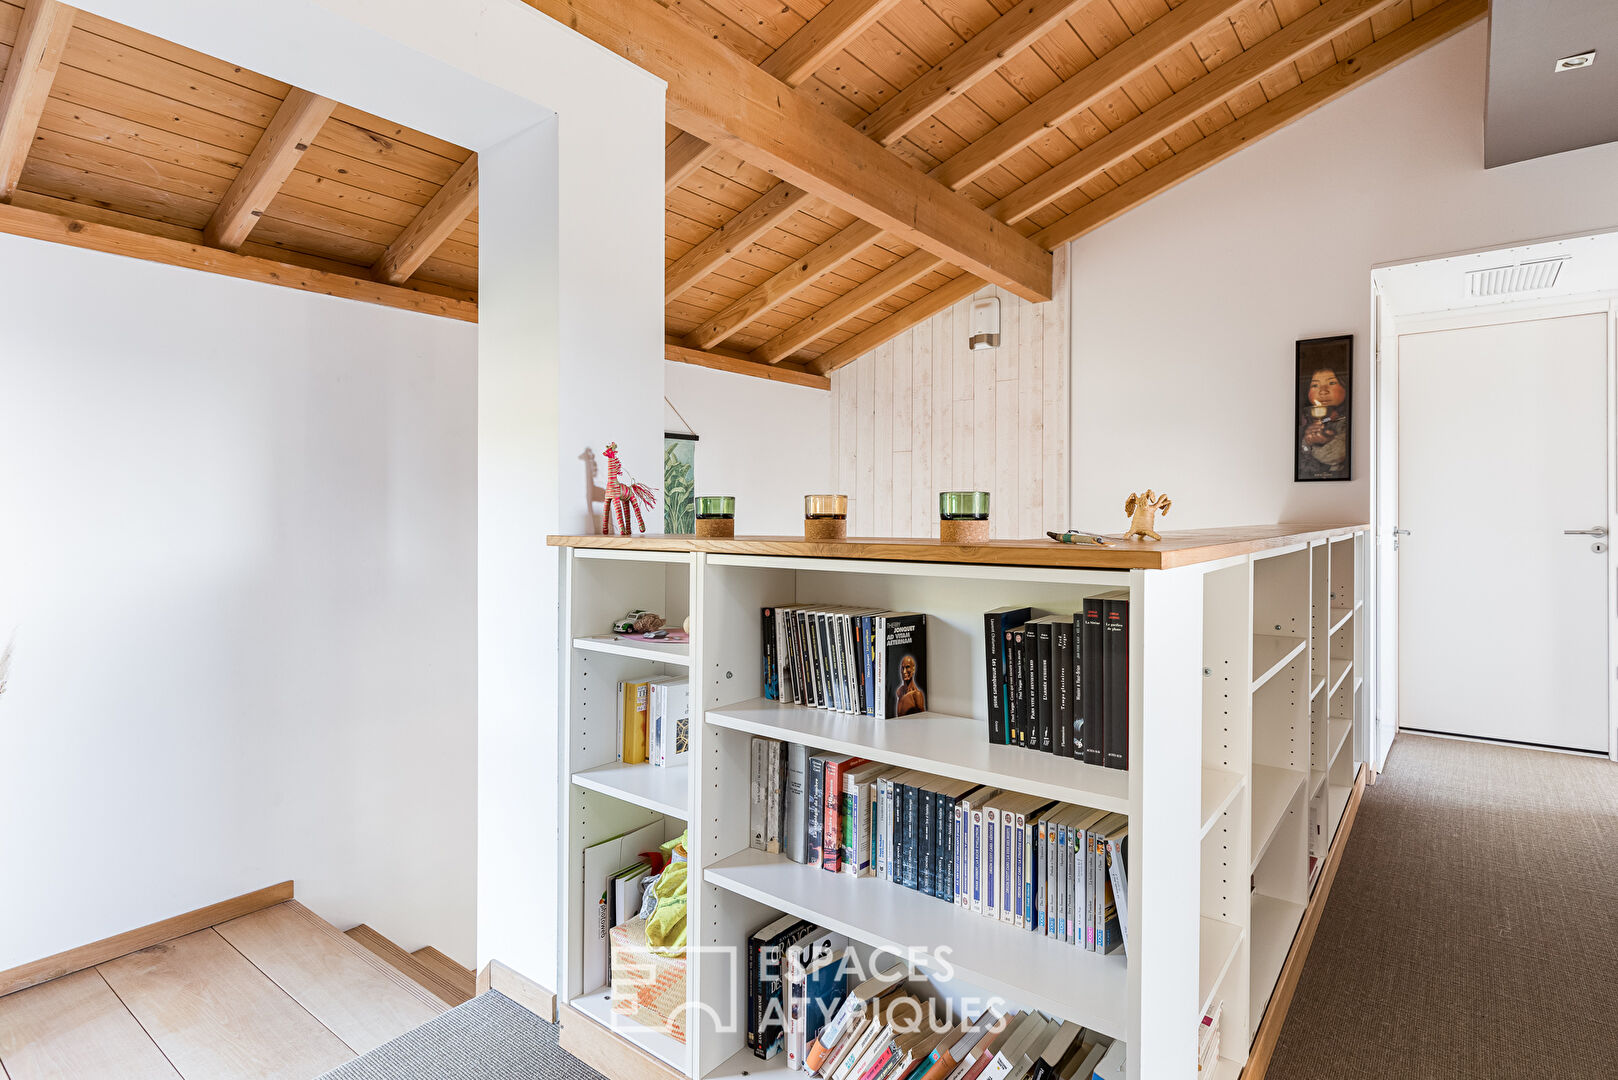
[982,594,1130,771]
[750,737,1129,953]
[616,676,690,767]
[748,939,1125,1080]
[763,606,930,720]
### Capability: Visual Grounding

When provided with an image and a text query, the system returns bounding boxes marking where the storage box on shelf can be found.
[549,524,1368,1080]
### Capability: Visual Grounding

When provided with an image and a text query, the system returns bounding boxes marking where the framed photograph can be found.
[1295,335,1352,482]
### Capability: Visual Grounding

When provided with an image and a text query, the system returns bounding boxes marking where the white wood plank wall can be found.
[830,248,1069,539]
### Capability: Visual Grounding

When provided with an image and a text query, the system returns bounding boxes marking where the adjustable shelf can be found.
[571,984,690,1074]
[574,634,691,666]
[572,761,690,818]
[1252,634,1307,691]
[706,698,1130,815]
[1250,765,1305,873]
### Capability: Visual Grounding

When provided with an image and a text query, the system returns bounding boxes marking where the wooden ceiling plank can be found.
[527,0,1051,302]
[204,87,335,250]
[809,271,982,374]
[665,179,814,301]
[666,0,898,192]
[928,0,1247,192]
[374,151,478,284]
[665,339,831,390]
[682,220,884,349]
[0,0,73,200]
[0,199,475,319]
[753,248,942,363]
[1031,0,1486,249]
[857,0,1095,147]
[991,0,1406,224]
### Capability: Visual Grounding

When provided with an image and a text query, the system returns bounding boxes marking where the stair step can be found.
[411,946,476,1002]
[345,925,472,1005]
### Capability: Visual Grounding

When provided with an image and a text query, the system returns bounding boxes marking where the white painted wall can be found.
[664,364,833,534]
[0,235,477,969]
[47,0,668,992]
[1067,21,1618,532]
[828,253,1069,539]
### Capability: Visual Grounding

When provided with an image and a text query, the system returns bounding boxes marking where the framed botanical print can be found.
[663,432,697,533]
[1295,335,1351,482]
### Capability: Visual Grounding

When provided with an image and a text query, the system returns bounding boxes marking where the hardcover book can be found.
[982,606,1030,744]
[1078,598,1105,767]
[1096,590,1130,771]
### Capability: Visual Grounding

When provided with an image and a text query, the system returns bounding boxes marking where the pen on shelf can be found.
[1046,529,1114,546]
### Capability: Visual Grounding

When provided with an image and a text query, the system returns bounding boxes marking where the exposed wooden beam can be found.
[753,249,942,363]
[0,0,75,201]
[0,201,477,321]
[375,153,478,285]
[665,180,813,301]
[204,87,335,250]
[664,340,831,390]
[810,273,984,375]
[856,0,1090,147]
[929,0,1247,192]
[525,0,1052,302]
[663,0,901,190]
[682,221,883,350]
[1032,0,1486,249]
[991,0,1405,225]
[665,131,712,193]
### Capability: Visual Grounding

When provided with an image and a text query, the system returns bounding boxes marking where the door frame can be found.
[1371,291,1618,761]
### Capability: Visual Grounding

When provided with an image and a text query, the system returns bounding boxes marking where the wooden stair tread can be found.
[345,925,471,1005]
[214,902,447,1053]
[411,946,476,1001]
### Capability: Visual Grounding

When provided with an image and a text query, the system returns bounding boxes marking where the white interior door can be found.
[1398,312,1611,752]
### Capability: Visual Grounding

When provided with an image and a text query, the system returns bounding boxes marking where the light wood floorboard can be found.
[214,902,447,1054]
[0,968,181,1080]
[98,929,356,1079]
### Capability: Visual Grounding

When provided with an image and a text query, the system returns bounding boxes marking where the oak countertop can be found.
[547,523,1367,571]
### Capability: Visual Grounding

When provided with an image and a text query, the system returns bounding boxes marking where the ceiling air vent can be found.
[1465,256,1567,298]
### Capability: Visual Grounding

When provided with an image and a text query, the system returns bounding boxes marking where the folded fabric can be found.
[645,830,689,956]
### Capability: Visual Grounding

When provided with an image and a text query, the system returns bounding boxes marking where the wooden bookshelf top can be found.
[547,523,1367,570]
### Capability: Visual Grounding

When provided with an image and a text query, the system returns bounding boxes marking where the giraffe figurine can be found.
[601,442,657,535]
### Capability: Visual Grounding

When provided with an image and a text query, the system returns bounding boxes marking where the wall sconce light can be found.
[968,296,1001,350]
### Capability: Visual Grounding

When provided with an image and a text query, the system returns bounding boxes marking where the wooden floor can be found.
[0,901,453,1080]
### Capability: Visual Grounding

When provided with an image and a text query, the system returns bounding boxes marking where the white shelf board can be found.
[1249,765,1305,873]
[1250,893,1303,1023]
[1199,917,1243,1021]
[1309,676,1325,701]
[1327,658,1353,698]
[1251,634,1306,692]
[1211,1056,1243,1080]
[705,699,1130,815]
[1328,607,1353,635]
[706,1045,789,1080]
[704,848,1129,1037]
[1201,768,1243,838]
[572,761,689,818]
[1310,768,1327,798]
[574,635,691,666]
[571,985,691,1074]
[1329,782,1352,831]
[1328,715,1352,766]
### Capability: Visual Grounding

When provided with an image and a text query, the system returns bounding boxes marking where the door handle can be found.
[1565,526,1609,537]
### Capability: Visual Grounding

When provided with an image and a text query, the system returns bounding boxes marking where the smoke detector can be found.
[1465,256,1567,298]
[1554,50,1596,73]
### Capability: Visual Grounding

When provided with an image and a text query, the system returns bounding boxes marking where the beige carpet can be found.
[1267,734,1618,1079]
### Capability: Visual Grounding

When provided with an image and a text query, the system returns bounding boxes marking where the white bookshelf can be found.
[552,526,1367,1080]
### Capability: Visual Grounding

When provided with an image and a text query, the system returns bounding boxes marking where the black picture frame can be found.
[1294,335,1352,482]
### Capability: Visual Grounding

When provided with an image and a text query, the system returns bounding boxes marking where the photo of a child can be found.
[1295,336,1352,482]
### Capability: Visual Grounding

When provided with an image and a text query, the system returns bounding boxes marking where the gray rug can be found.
[317,991,605,1079]
[1268,735,1618,1078]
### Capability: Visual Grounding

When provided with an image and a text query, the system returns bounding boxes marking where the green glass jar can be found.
[939,491,990,521]
[695,495,736,520]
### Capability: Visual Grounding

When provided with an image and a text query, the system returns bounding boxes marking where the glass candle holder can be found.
[939,491,990,520]
[939,490,991,543]
[694,495,736,537]
[803,494,849,540]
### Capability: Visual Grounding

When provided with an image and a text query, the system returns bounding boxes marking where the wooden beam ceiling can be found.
[663,0,903,189]
[375,153,479,285]
[204,87,335,250]
[809,273,984,375]
[0,201,476,320]
[664,180,812,301]
[0,0,75,200]
[664,340,830,389]
[753,249,941,364]
[527,0,1053,302]
[1032,0,1487,250]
